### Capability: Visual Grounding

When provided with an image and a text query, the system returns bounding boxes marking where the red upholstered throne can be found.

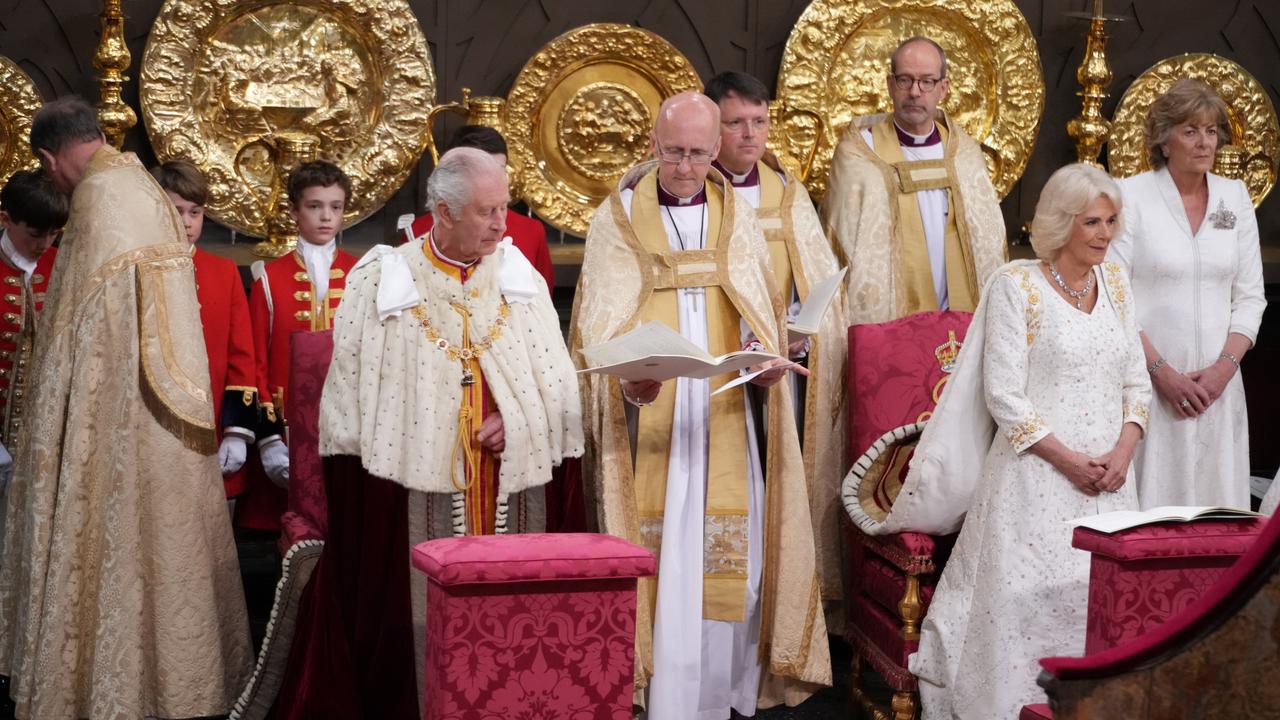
[842,311,972,720]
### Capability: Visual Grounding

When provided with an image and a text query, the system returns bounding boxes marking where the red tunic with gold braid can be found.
[0,246,56,448]
[193,247,258,497]
[238,247,357,530]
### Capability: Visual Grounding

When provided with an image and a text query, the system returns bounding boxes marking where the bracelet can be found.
[1147,358,1167,375]
[1218,352,1241,370]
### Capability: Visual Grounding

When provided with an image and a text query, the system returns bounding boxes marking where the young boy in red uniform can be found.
[151,160,260,498]
[240,160,357,530]
[0,169,65,449]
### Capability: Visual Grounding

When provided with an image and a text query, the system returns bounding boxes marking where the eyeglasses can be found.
[655,144,716,165]
[892,74,944,92]
[722,117,769,134]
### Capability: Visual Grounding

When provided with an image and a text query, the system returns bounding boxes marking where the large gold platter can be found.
[775,0,1044,201]
[1108,53,1280,207]
[0,57,41,187]
[140,0,436,237]
[505,24,702,237]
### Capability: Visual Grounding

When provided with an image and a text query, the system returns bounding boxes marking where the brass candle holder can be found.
[1066,0,1123,167]
[93,0,137,148]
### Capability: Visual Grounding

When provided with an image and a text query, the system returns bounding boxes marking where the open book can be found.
[788,267,848,342]
[1068,505,1262,534]
[578,321,780,382]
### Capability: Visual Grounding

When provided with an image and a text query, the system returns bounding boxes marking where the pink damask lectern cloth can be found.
[412,533,656,720]
[1072,518,1265,655]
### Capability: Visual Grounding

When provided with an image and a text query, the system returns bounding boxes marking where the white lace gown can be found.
[909,263,1151,719]
[1109,169,1265,509]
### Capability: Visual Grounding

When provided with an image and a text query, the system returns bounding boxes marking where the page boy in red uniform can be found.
[239,160,357,530]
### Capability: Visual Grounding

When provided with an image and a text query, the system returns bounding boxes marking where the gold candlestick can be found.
[1066,1,1115,167]
[93,0,137,148]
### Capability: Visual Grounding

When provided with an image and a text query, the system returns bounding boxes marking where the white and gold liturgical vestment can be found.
[571,161,830,718]
[823,112,1007,323]
[0,146,251,720]
[715,153,848,626]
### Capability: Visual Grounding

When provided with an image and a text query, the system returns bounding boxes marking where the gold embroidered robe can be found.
[570,162,831,708]
[0,146,251,720]
[823,112,1008,324]
[746,154,849,628]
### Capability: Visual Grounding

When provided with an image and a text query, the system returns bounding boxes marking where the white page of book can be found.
[788,266,848,339]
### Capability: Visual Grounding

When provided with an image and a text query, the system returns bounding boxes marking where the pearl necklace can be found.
[1048,262,1094,309]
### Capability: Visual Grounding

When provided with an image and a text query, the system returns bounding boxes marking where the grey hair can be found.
[1029,163,1123,261]
[890,36,947,78]
[30,96,103,155]
[425,147,504,217]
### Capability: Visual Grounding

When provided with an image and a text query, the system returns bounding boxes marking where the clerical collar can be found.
[656,180,706,207]
[712,160,759,188]
[0,231,37,281]
[894,121,941,147]
[428,230,478,270]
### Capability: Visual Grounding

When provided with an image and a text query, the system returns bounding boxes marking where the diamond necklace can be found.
[1048,262,1094,309]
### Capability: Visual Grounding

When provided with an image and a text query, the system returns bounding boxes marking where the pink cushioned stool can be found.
[412,533,656,720]
[1071,518,1265,655]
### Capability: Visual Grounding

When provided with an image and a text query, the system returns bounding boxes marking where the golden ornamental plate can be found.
[774,0,1044,201]
[139,0,436,237]
[505,24,702,237]
[0,57,41,188]
[1108,53,1280,207]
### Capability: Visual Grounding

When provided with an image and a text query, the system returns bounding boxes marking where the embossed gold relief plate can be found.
[0,57,41,188]
[775,0,1044,201]
[1108,53,1280,207]
[140,0,436,237]
[505,24,702,236]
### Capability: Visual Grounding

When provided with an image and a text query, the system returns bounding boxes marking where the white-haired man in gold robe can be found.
[823,36,1007,323]
[571,91,830,719]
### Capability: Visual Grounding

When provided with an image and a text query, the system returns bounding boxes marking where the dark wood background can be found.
[4,0,1280,248]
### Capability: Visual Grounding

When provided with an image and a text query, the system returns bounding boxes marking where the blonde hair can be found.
[1144,78,1230,169]
[1030,163,1123,261]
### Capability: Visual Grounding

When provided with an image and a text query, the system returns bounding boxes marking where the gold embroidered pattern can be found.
[1103,261,1127,323]
[1123,402,1149,424]
[1007,267,1042,346]
[703,513,750,575]
[639,516,664,558]
[410,300,511,363]
[1008,413,1046,450]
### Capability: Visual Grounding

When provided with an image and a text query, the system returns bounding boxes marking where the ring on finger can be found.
[1178,398,1191,409]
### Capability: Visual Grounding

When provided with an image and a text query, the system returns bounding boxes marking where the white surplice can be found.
[1109,169,1266,509]
[909,264,1149,719]
[619,187,765,720]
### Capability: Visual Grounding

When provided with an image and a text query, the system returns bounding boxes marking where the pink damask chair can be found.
[1019,516,1267,719]
[841,311,972,720]
[412,533,656,720]
[1033,513,1279,718]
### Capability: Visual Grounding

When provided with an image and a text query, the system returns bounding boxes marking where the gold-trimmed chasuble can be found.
[630,171,753,623]
[869,117,980,313]
[752,161,795,302]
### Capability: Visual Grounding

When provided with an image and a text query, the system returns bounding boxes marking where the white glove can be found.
[218,435,248,474]
[259,437,290,488]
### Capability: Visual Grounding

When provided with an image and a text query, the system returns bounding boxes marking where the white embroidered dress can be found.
[909,262,1150,719]
[1109,168,1265,509]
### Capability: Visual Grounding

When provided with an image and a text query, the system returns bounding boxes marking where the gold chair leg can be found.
[891,690,917,720]
[899,572,923,641]
[849,654,892,720]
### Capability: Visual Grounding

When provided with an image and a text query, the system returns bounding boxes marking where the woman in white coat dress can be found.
[1108,79,1266,509]
[910,164,1149,719]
